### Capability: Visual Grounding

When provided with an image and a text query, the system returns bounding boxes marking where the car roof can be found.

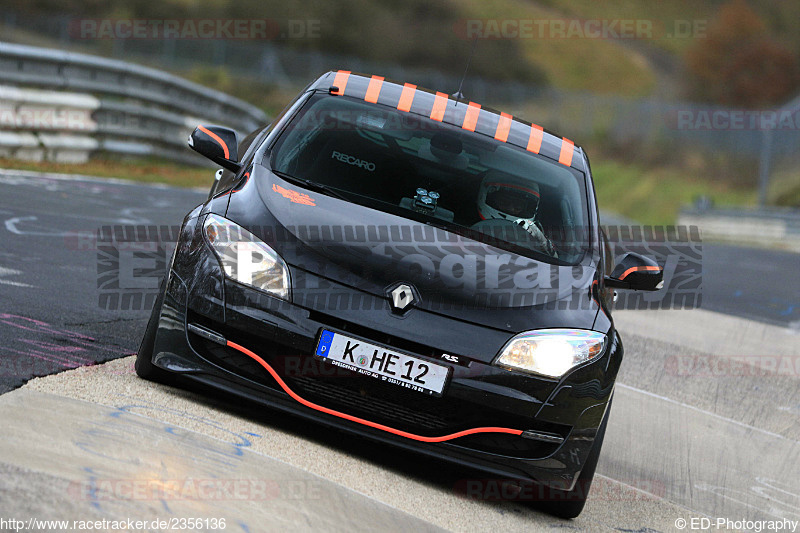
[308,70,585,172]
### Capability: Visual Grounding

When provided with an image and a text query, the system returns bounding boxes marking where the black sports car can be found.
[136,71,662,518]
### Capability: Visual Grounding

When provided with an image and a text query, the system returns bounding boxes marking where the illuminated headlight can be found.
[494,329,606,378]
[203,214,291,300]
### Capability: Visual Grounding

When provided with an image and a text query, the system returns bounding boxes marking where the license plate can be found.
[314,329,450,396]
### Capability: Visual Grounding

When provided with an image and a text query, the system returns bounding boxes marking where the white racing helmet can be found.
[477,171,541,224]
[477,171,554,255]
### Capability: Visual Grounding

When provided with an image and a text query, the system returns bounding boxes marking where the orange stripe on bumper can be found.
[558,138,575,166]
[526,124,544,154]
[430,92,448,122]
[331,70,351,95]
[226,340,524,443]
[397,83,416,112]
[495,112,513,142]
[364,75,384,103]
[462,102,481,131]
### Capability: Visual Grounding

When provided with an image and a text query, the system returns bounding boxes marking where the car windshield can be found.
[269,92,590,264]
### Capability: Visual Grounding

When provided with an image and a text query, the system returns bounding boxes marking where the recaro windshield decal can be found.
[330,151,376,172]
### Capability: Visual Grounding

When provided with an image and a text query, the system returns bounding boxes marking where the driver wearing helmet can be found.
[477,172,557,256]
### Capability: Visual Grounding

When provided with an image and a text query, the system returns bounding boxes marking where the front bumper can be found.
[150,223,620,491]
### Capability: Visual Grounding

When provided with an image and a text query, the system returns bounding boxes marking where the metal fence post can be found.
[758,127,773,207]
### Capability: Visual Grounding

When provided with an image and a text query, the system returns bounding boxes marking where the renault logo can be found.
[389,283,416,312]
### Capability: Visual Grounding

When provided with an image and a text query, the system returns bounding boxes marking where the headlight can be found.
[494,329,606,378]
[203,214,291,300]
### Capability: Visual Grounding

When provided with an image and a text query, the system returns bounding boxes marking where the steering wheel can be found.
[470,218,557,257]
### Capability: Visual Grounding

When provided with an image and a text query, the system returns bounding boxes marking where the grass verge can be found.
[591,160,757,226]
[0,157,213,189]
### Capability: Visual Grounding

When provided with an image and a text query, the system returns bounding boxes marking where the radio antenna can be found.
[452,37,477,106]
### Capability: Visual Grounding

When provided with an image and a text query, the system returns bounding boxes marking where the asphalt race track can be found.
[1,169,799,531]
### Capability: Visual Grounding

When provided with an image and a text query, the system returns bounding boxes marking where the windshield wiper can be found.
[272,170,350,201]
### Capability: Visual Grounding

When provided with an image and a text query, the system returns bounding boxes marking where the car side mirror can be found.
[188,125,241,172]
[605,252,663,291]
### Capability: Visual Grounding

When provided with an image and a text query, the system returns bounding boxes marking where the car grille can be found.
[290,375,448,430]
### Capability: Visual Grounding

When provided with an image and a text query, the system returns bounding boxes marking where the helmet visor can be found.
[485,185,540,219]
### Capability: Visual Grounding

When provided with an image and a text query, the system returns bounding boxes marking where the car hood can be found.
[226,169,599,332]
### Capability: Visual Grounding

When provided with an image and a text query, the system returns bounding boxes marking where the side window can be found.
[588,228,613,308]
[239,126,269,161]
[601,228,614,276]
[215,91,312,197]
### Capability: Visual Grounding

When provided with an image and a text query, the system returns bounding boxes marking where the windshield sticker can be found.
[356,113,386,130]
[272,183,316,206]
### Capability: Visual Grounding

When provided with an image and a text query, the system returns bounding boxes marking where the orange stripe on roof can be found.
[495,112,512,142]
[526,124,543,154]
[331,70,350,95]
[430,92,448,122]
[364,75,384,103]
[462,102,481,131]
[397,83,416,112]
[559,137,575,166]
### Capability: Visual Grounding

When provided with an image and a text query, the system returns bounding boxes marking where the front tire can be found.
[540,399,612,519]
[135,279,172,383]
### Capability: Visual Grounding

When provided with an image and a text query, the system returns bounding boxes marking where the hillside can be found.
[4,0,799,101]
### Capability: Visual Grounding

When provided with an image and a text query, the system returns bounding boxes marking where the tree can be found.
[684,0,799,108]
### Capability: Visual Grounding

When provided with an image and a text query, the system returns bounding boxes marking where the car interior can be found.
[270,94,589,263]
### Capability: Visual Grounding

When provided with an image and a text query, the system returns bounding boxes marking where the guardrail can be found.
[0,42,268,165]
[678,206,800,252]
